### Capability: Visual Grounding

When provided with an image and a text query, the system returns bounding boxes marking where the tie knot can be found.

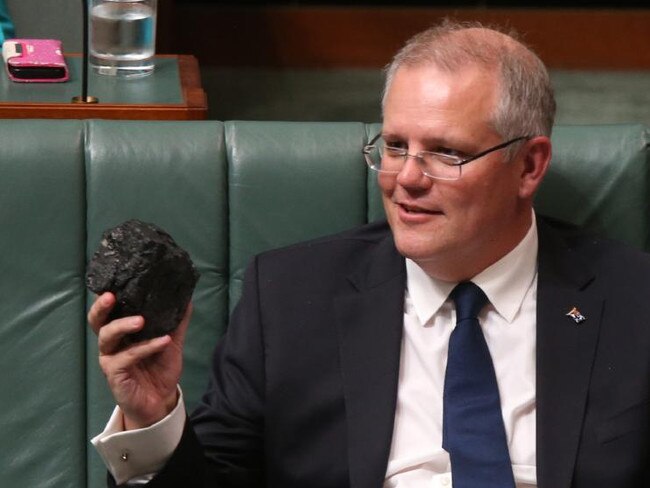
[451,282,488,320]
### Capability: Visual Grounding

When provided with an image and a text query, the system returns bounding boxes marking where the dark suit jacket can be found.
[125,218,650,488]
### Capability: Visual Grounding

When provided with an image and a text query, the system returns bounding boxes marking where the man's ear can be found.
[518,136,552,200]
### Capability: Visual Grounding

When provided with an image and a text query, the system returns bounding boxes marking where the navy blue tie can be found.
[442,282,515,488]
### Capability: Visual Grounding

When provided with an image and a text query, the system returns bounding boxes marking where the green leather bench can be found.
[0,120,647,487]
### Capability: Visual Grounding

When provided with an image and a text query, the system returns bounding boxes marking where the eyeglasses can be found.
[362,134,530,181]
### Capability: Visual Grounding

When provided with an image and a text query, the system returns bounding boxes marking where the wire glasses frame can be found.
[362,134,531,181]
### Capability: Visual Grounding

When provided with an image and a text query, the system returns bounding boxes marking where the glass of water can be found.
[89,0,157,78]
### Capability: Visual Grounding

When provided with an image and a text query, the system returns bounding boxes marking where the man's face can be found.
[380,64,532,280]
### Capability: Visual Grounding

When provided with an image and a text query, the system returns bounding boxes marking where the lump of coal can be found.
[86,219,200,343]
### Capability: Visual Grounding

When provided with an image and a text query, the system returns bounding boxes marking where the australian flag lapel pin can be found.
[566,306,587,324]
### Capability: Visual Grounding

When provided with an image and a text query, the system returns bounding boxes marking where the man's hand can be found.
[88,292,192,430]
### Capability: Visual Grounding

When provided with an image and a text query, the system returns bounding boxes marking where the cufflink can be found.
[566,306,586,324]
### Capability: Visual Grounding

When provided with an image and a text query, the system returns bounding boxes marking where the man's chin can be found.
[393,237,445,263]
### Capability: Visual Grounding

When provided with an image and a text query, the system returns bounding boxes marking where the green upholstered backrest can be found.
[0,120,647,487]
[82,120,230,486]
[536,124,650,249]
[0,120,87,488]
[225,121,370,306]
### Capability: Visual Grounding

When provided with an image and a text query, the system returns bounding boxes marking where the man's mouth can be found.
[398,203,441,215]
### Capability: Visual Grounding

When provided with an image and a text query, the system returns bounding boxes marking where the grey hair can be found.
[382,20,556,153]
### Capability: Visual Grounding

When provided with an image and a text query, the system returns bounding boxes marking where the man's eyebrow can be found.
[380,131,401,140]
[381,132,460,148]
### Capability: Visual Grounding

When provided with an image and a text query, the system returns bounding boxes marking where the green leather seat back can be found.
[536,124,650,249]
[225,121,369,309]
[0,120,87,488]
[84,120,229,487]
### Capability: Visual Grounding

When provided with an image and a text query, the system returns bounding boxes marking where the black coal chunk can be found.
[86,219,200,343]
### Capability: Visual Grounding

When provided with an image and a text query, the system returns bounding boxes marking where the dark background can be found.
[180,1,646,6]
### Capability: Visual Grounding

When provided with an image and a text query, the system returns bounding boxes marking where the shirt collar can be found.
[406,213,538,325]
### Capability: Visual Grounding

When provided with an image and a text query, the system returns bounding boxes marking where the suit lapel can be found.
[335,233,406,488]
[536,221,604,488]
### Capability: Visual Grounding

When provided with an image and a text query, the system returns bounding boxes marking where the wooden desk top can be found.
[0,55,207,120]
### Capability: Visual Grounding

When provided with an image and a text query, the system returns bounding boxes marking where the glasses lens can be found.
[420,153,461,180]
[379,142,406,173]
[364,136,462,180]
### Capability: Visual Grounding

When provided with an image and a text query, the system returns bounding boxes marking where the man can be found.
[90,21,650,487]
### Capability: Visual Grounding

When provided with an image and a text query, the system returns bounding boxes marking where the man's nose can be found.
[396,154,431,188]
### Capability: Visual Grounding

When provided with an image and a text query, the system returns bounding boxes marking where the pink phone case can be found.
[2,39,69,83]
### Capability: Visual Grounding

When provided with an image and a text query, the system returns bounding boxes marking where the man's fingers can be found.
[97,315,145,355]
[100,335,172,376]
[88,292,116,334]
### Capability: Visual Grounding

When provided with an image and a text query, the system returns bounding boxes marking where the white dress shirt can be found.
[94,217,539,487]
[92,388,186,485]
[384,218,538,488]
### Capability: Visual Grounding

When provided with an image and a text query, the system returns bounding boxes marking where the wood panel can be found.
[168,6,650,69]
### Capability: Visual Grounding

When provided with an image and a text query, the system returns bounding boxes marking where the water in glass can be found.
[90,0,157,77]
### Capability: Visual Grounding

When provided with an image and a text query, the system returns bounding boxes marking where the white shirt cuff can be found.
[91,387,186,486]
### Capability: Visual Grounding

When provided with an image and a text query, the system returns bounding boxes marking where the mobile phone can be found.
[2,39,69,83]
